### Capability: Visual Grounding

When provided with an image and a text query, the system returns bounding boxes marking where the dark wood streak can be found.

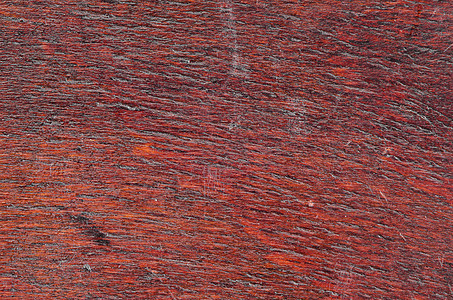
[69,213,111,246]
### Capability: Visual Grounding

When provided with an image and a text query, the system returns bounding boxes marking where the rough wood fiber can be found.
[0,0,452,299]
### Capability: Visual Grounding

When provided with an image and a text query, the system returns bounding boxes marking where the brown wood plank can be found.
[0,0,452,298]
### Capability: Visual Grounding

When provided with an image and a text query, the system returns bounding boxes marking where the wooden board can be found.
[0,0,452,298]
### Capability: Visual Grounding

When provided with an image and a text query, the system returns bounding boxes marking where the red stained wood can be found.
[0,0,452,299]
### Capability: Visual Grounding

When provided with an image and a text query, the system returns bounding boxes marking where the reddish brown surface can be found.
[0,0,452,299]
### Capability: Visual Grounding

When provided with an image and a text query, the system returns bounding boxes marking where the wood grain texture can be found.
[0,0,452,299]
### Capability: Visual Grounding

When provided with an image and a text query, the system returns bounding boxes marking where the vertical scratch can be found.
[221,0,248,78]
[379,191,389,204]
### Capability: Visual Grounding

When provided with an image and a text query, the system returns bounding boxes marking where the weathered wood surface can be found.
[0,0,452,299]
